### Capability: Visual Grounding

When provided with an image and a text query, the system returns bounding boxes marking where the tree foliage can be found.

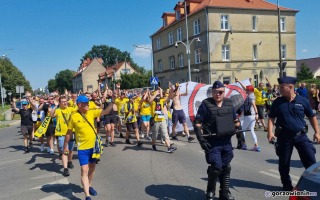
[47,69,75,93]
[118,71,152,89]
[0,57,32,100]
[297,63,314,82]
[81,45,146,73]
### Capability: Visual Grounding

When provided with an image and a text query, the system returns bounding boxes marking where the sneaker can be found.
[172,136,178,141]
[251,146,261,152]
[109,142,116,147]
[152,145,157,151]
[89,187,97,196]
[188,136,195,142]
[63,168,70,177]
[120,133,124,138]
[67,161,74,169]
[40,144,45,152]
[24,146,29,153]
[161,139,165,144]
[137,141,143,146]
[105,140,109,147]
[125,139,131,144]
[167,146,177,153]
[53,140,57,145]
[145,136,151,140]
[85,197,91,200]
[241,145,247,150]
[49,149,54,155]
[181,133,186,137]
[141,133,145,139]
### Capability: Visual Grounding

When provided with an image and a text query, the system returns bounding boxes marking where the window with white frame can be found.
[254,75,258,87]
[193,19,200,35]
[169,56,175,69]
[178,53,184,67]
[168,31,174,45]
[253,44,258,60]
[121,69,130,74]
[223,77,230,85]
[176,10,181,20]
[281,45,286,60]
[222,45,230,61]
[280,17,286,32]
[158,59,163,71]
[252,16,257,31]
[156,38,161,50]
[195,49,201,64]
[221,15,229,30]
[177,27,182,41]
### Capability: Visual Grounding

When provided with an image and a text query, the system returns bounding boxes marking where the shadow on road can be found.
[230,178,282,191]
[145,184,204,200]
[40,183,83,200]
[265,159,304,168]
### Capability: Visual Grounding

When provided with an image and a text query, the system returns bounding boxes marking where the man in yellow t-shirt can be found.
[115,92,129,138]
[123,95,143,146]
[68,93,78,109]
[254,77,270,131]
[50,96,77,177]
[63,95,113,200]
[150,89,177,153]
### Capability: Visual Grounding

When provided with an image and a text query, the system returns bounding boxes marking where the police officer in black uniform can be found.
[268,76,320,191]
[194,81,239,200]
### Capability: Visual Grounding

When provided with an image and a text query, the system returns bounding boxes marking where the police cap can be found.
[277,76,297,85]
[212,81,225,89]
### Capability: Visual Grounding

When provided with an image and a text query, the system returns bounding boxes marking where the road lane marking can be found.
[31,178,69,190]
[0,157,30,166]
[39,189,74,200]
[31,172,60,179]
[259,170,298,185]
[268,169,300,180]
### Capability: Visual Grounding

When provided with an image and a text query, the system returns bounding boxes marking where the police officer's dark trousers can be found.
[276,133,316,190]
[205,139,234,200]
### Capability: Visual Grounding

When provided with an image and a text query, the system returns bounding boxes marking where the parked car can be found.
[289,161,320,200]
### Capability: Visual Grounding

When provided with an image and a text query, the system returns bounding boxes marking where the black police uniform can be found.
[268,76,317,191]
[194,81,237,200]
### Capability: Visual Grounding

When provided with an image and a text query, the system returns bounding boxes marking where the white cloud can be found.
[132,44,152,58]
[302,49,309,53]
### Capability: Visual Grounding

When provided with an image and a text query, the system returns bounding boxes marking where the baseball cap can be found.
[76,95,89,104]
[22,101,29,105]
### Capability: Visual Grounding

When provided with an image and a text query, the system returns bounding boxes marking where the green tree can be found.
[297,63,313,81]
[47,79,56,93]
[119,71,152,89]
[0,57,32,101]
[55,69,75,93]
[81,45,144,73]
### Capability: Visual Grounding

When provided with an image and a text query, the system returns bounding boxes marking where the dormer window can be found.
[163,18,167,27]
[176,10,181,20]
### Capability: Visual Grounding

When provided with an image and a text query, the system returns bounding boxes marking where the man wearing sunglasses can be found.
[194,81,239,200]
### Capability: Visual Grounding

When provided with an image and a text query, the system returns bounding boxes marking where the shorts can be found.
[45,124,55,137]
[256,105,265,119]
[172,109,186,124]
[141,115,151,122]
[126,122,138,131]
[78,148,96,166]
[57,136,75,152]
[105,115,117,125]
[21,125,33,135]
[151,120,170,141]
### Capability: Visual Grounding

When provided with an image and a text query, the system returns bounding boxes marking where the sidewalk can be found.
[0,119,20,128]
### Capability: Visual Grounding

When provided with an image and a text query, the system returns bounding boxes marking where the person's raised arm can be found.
[180,82,189,96]
[50,99,59,117]
[12,98,19,112]
[235,78,246,90]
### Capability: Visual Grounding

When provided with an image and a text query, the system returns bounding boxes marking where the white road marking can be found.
[0,157,30,166]
[268,169,301,180]
[31,178,69,190]
[39,189,74,200]
[31,172,60,179]
[259,169,298,185]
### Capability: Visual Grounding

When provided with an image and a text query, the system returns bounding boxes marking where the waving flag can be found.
[172,80,250,132]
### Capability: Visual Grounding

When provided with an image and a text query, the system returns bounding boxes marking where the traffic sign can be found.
[150,77,158,85]
[16,85,24,93]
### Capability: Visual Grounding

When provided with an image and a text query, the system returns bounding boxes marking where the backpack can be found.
[243,96,253,116]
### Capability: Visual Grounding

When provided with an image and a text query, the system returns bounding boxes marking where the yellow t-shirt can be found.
[68,99,77,109]
[124,102,137,123]
[68,109,102,150]
[115,97,129,116]
[55,107,77,136]
[89,100,99,110]
[151,99,166,122]
[254,87,267,106]
[133,97,141,112]
[140,101,152,116]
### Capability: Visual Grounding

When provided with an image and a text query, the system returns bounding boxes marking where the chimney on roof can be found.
[246,0,253,2]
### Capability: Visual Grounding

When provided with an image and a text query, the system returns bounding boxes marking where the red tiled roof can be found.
[152,0,298,36]
[98,62,133,80]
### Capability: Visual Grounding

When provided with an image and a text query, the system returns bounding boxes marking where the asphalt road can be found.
[0,120,319,200]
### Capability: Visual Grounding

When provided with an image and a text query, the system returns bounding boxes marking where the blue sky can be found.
[0,0,319,89]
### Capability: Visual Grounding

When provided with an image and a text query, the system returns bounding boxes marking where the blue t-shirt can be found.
[296,87,308,98]
[268,95,314,133]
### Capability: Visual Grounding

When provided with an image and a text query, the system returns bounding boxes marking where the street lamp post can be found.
[175,1,201,82]
[133,45,153,77]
